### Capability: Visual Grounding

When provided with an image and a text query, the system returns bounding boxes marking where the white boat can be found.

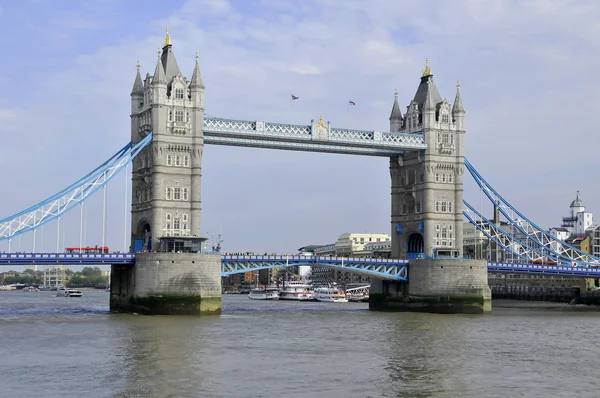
[313,287,348,303]
[347,292,369,302]
[279,281,313,301]
[248,287,279,300]
[56,287,83,297]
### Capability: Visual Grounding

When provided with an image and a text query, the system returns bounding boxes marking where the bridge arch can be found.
[407,233,424,259]
[133,219,152,252]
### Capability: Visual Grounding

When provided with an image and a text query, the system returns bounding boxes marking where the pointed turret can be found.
[389,89,403,132]
[412,59,442,109]
[153,48,167,86]
[131,61,144,96]
[452,81,465,115]
[452,81,465,130]
[190,52,205,89]
[160,26,182,85]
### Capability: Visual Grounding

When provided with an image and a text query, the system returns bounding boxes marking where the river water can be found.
[1,291,599,398]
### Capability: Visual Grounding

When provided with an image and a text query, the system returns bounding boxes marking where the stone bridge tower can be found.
[389,60,466,259]
[129,28,205,252]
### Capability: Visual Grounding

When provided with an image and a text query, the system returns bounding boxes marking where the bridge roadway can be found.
[1,253,599,280]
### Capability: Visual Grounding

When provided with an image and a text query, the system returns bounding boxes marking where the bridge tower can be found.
[371,60,491,313]
[389,60,465,260]
[130,28,205,252]
[111,29,221,315]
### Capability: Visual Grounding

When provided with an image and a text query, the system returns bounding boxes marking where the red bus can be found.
[65,246,110,254]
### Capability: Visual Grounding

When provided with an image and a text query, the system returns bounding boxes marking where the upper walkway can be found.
[1,253,600,279]
[202,117,426,156]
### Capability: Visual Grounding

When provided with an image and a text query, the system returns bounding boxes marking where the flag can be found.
[291,95,299,100]
[349,100,356,105]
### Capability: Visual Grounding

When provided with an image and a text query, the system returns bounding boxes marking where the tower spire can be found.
[452,80,465,115]
[153,47,166,85]
[389,88,402,121]
[190,51,205,89]
[164,26,171,47]
[131,60,144,95]
[422,58,432,77]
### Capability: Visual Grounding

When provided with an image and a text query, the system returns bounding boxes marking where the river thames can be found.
[1,290,599,397]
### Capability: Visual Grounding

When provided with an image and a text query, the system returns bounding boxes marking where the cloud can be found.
[1,0,600,253]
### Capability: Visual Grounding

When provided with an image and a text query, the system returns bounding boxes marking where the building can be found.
[334,233,390,256]
[389,60,465,259]
[463,221,486,259]
[558,192,593,236]
[129,28,205,252]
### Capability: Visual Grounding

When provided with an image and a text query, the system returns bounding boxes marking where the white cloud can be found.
[2,0,600,253]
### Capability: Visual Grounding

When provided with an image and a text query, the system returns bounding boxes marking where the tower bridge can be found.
[1,29,599,314]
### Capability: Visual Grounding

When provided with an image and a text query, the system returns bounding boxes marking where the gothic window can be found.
[168,109,173,121]
[449,202,453,212]
[448,173,453,183]
[175,88,184,99]
[166,213,172,221]
[436,224,440,231]
[183,214,188,222]
[173,218,181,230]
[166,187,172,200]
[175,109,184,122]
[183,188,189,201]
[449,224,453,231]
[186,112,190,123]
[441,202,447,212]
[442,132,450,144]
[167,155,172,166]
[184,155,190,167]
[175,155,181,167]
[442,114,449,123]
[173,187,181,200]
[442,173,446,183]
[435,173,440,182]
[435,201,439,212]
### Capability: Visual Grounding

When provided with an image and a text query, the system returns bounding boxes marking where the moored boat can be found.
[279,281,313,301]
[56,287,83,297]
[248,287,279,300]
[313,287,347,303]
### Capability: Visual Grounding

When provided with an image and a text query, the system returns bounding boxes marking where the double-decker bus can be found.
[65,246,110,254]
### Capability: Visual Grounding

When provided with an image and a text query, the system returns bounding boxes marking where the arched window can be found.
[184,155,190,167]
[449,202,453,212]
[168,109,173,121]
[183,188,189,201]
[173,187,181,200]
[167,155,172,166]
[186,112,190,123]
[175,155,181,167]
[441,202,447,212]
[173,218,181,230]
[448,173,453,183]
[442,114,449,123]
[166,213,172,221]
[175,109,184,122]
[442,173,446,183]
[435,173,440,182]
[435,201,439,212]
[166,187,172,200]
[175,88,184,99]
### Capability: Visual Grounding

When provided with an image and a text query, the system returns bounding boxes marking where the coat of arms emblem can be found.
[312,116,329,140]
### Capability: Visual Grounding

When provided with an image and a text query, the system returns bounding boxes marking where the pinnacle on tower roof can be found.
[452,80,465,114]
[131,60,144,96]
[570,191,584,208]
[190,51,205,89]
[164,26,171,46]
[423,80,435,111]
[153,47,167,85]
[389,88,402,121]
[422,58,432,77]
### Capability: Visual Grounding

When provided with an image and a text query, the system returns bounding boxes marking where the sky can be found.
[0,0,599,255]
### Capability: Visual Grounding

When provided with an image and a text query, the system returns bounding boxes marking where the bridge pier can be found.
[370,259,491,314]
[110,253,222,315]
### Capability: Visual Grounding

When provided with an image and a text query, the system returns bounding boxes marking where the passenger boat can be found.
[347,292,369,302]
[313,287,348,303]
[279,281,313,301]
[56,287,83,297]
[248,287,279,300]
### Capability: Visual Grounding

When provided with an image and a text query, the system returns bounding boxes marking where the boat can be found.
[313,286,348,303]
[248,286,279,300]
[279,280,313,301]
[347,292,369,302]
[56,286,83,297]
[22,286,39,292]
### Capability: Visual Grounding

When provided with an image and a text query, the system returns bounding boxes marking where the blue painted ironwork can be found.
[464,158,600,267]
[488,262,600,278]
[2,253,600,279]
[221,255,409,280]
[0,252,135,266]
[0,134,153,241]
[203,117,426,156]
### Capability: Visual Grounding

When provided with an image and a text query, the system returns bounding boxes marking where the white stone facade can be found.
[129,37,205,251]
[389,62,465,259]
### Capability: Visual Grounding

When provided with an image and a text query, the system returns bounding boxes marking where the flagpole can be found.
[347,102,350,131]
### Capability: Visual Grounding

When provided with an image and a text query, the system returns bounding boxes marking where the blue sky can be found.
[1,0,599,254]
